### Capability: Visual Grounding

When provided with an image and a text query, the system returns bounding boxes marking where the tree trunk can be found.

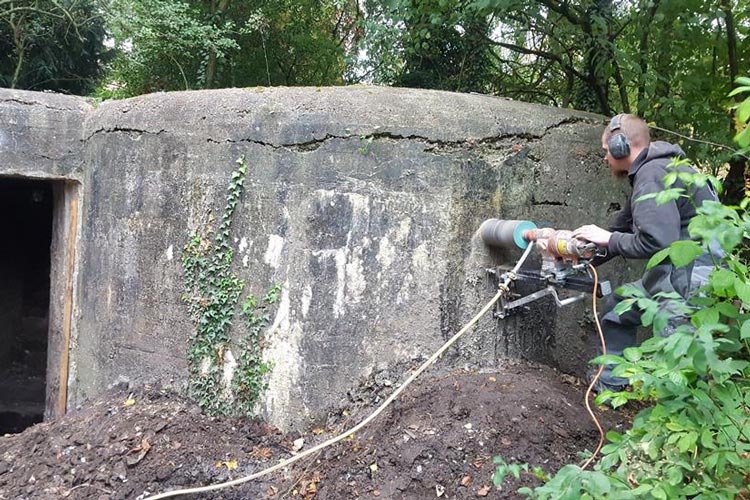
[636,0,661,115]
[204,0,232,89]
[719,0,747,204]
[720,0,738,83]
[562,70,574,108]
[613,60,630,113]
[652,28,672,112]
[10,15,25,89]
[11,42,25,89]
[587,0,614,114]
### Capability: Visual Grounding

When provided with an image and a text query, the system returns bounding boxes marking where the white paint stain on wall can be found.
[395,217,412,242]
[377,217,413,271]
[268,282,290,333]
[396,243,433,304]
[310,190,374,318]
[376,236,395,269]
[411,243,431,279]
[221,349,237,400]
[346,192,370,223]
[301,285,313,318]
[345,249,367,306]
[333,248,347,317]
[262,282,307,429]
[264,235,285,269]
[310,247,347,318]
[396,272,414,304]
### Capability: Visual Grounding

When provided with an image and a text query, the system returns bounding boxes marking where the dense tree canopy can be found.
[0,0,748,195]
[350,0,749,199]
[99,0,361,97]
[0,0,109,94]
[358,1,747,154]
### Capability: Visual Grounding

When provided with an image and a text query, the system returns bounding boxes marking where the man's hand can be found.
[572,224,612,247]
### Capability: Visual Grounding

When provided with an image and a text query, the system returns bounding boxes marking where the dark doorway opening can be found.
[0,178,53,434]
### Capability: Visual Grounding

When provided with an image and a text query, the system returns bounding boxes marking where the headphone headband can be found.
[609,114,623,132]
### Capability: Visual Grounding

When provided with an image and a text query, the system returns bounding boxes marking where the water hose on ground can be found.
[145,242,607,498]
[581,263,606,470]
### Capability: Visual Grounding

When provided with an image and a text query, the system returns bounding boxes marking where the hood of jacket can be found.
[628,141,686,179]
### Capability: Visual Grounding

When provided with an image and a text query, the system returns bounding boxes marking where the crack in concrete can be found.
[84,127,167,141]
[201,116,592,153]
[1,97,78,113]
[531,200,568,207]
[541,115,591,134]
[37,153,63,162]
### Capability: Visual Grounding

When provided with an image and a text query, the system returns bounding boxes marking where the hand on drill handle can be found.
[572,224,612,247]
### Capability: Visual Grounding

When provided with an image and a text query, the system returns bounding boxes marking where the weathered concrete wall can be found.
[1,87,640,431]
[0,91,90,180]
[0,91,89,419]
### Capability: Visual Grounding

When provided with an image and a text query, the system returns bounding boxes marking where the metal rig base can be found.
[488,262,611,319]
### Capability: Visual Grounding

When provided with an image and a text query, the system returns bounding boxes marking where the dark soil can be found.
[0,361,632,499]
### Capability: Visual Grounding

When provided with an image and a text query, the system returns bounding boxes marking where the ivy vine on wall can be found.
[181,157,277,416]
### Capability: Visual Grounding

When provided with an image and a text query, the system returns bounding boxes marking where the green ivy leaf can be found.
[655,188,685,205]
[614,298,636,315]
[622,347,642,362]
[737,99,750,123]
[590,354,624,365]
[652,485,668,499]
[735,126,750,149]
[663,171,678,187]
[610,395,628,408]
[586,471,611,495]
[692,307,720,327]
[669,370,687,386]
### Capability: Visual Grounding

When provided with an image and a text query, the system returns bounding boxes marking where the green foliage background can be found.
[98,0,358,97]
[3,0,747,189]
[0,0,110,93]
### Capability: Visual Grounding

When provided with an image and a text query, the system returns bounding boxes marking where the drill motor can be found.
[479,219,599,263]
[478,219,610,318]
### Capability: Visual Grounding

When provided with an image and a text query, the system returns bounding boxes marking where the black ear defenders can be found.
[607,114,631,159]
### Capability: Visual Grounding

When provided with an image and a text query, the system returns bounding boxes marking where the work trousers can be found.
[597,265,714,390]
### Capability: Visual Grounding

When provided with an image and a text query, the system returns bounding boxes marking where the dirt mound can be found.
[0,361,631,499]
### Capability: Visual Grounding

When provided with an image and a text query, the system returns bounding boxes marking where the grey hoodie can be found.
[607,141,720,297]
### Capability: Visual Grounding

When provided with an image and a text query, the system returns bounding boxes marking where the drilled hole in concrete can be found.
[0,179,53,434]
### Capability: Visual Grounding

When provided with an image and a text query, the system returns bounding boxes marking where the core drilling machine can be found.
[478,219,612,319]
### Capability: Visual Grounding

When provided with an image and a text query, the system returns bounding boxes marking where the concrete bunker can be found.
[0,176,79,434]
[0,87,643,432]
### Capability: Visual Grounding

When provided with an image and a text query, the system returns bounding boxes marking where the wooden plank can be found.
[56,185,78,416]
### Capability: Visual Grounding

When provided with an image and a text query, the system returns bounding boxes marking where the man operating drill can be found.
[572,114,720,392]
